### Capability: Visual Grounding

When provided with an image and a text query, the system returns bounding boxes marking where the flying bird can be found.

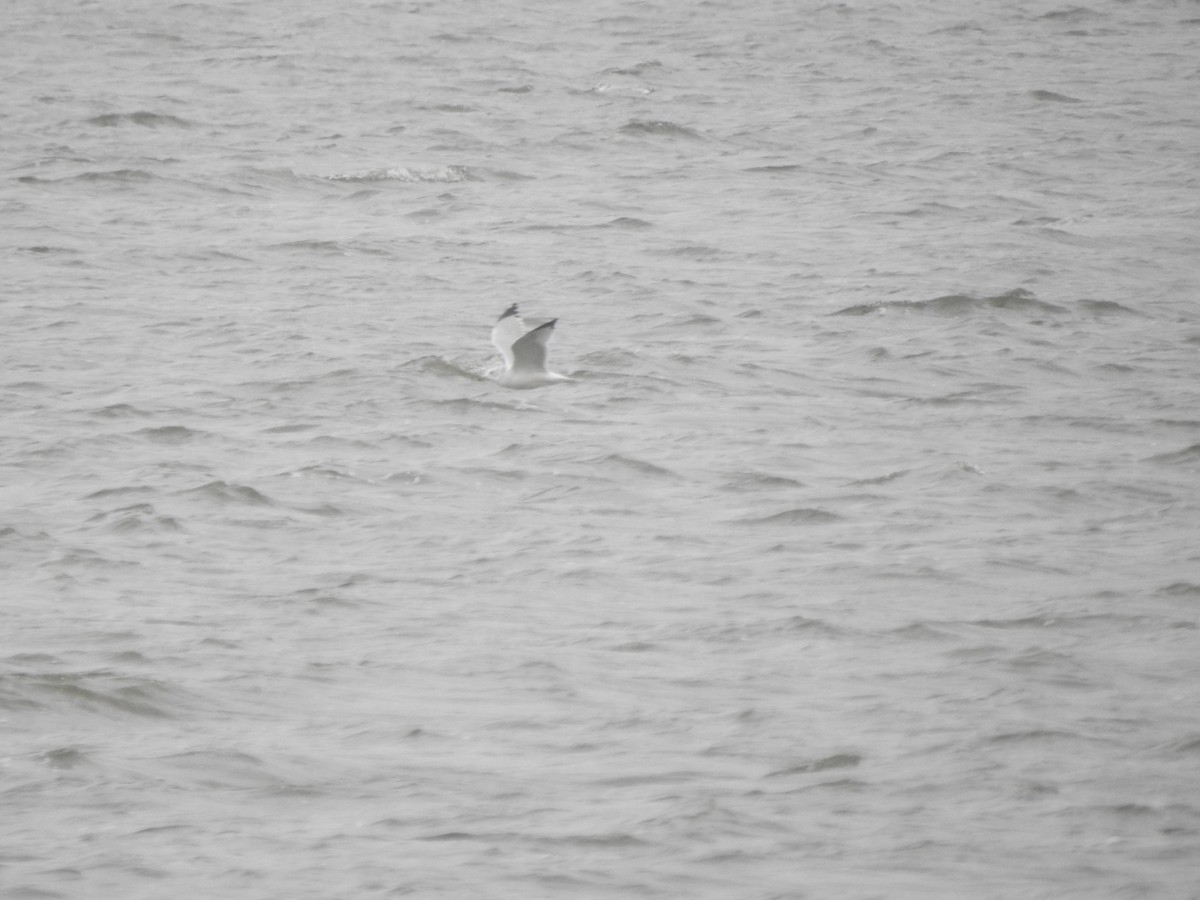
[489,304,574,389]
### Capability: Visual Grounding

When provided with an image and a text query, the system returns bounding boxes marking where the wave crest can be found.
[325,165,478,184]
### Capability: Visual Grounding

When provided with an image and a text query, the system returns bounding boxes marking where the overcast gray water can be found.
[3,1,1200,898]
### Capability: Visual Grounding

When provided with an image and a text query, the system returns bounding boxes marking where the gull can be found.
[489,304,574,389]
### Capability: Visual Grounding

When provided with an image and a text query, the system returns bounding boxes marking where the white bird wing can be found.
[509,319,556,374]
[491,303,526,370]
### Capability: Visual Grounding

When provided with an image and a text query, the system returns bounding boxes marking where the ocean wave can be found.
[765,754,862,777]
[4,670,190,719]
[1029,89,1083,104]
[737,507,843,526]
[86,502,184,534]
[131,425,210,444]
[324,165,479,183]
[85,111,194,128]
[18,168,158,185]
[399,355,484,381]
[832,289,1068,318]
[619,120,704,139]
[1144,443,1200,465]
[179,480,274,506]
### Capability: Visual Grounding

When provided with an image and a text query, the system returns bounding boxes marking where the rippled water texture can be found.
[3,1,1200,898]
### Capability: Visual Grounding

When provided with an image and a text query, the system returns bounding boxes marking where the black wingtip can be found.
[499,303,519,321]
[533,318,557,332]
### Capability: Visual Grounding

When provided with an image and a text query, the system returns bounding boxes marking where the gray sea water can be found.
[4,1,1200,898]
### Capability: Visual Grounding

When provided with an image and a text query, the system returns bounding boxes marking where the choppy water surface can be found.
[4,1,1200,897]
